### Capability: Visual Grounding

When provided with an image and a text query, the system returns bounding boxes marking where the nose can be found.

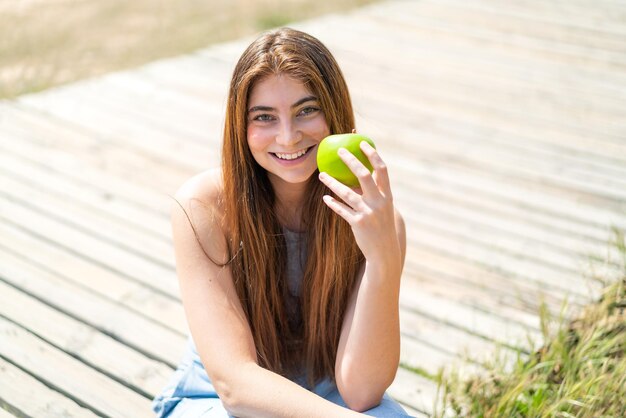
[275,119,302,147]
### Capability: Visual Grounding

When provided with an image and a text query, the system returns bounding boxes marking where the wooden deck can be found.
[1,0,626,416]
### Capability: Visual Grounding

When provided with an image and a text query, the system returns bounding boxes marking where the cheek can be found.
[304,116,330,141]
[247,125,274,153]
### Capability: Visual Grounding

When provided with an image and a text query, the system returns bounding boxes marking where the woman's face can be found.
[247,74,330,186]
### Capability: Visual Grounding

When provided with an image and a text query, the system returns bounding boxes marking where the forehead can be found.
[248,74,314,106]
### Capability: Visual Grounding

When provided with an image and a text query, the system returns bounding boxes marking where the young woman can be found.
[152,27,411,418]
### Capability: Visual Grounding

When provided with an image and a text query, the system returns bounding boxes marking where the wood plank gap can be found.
[0,188,174,271]
[0,280,173,399]
[0,153,171,241]
[0,200,179,298]
[0,225,186,336]
[0,247,186,367]
[0,173,173,265]
[0,140,171,220]
[0,357,99,418]
[0,318,151,418]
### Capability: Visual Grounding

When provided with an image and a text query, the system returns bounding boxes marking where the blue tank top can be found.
[283,227,307,328]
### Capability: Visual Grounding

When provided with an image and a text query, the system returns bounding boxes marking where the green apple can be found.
[316,133,376,187]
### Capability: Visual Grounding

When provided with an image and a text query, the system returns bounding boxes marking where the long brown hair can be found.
[216,27,363,387]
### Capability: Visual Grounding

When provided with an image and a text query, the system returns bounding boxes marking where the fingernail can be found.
[338,148,347,155]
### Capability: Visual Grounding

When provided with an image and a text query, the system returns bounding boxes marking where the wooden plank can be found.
[0,140,173,222]
[400,280,541,352]
[0,103,193,193]
[345,59,626,170]
[353,84,626,179]
[401,221,599,298]
[393,184,623,273]
[0,195,178,297]
[401,246,579,317]
[402,263,545,329]
[386,152,626,231]
[127,53,233,101]
[433,0,626,35]
[316,13,626,102]
[0,171,174,269]
[399,202,623,289]
[0,145,171,239]
[408,240,596,305]
[318,21,626,144]
[389,367,445,417]
[378,122,626,204]
[389,167,620,244]
[0,358,99,418]
[15,93,211,173]
[0,280,173,399]
[0,219,186,335]
[399,311,521,374]
[0,246,187,367]
[357,3,626,67]
[393,0,626,53]
[47,78,223,148]
[399,202,619,280]
[347,3,626,81]
[0,317,152,418]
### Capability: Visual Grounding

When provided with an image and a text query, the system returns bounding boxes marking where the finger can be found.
[319,171,362,210]
[360,141,392,196]
[338,147,379,197]
[322,195,356,224]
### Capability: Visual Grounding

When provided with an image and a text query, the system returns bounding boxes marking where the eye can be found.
[252,113,275,122]
[298,106,320,117]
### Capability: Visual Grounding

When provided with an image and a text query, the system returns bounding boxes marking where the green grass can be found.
[432,231,626,418]
[0,0,378,99]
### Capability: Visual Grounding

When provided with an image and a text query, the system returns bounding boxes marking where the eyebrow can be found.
[248,95,319,113]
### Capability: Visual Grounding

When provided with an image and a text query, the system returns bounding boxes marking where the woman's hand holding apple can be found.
[318,137,401,274]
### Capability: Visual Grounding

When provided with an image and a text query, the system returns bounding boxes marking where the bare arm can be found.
[172,172,367,418]
[319,143,407,411]
[334,211,406,411]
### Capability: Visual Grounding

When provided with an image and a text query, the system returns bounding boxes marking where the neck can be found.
[270,174,308,231]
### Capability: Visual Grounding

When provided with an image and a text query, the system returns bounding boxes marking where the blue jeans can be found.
[152,338,415,417]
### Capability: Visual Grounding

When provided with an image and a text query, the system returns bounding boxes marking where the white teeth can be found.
[275,148,308,160]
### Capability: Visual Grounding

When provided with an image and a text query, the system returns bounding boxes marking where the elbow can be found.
[340,385,385,413]
[336,366,396,412]
[210,365,254,416]
[211,374,240,414]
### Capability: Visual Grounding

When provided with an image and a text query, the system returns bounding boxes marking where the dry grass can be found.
[433,231,626,418]
[0,0,378,99]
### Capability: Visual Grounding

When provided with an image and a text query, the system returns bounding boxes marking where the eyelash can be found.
[251,107,320,122]
[299,106,319,116]
[253,114,274,122]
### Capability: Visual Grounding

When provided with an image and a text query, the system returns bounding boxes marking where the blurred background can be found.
[0,0,377,98]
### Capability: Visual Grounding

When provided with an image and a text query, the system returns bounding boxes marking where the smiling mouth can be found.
[272,145,315,161]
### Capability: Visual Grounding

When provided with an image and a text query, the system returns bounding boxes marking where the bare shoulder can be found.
[171,168,228,263]
[174,168,223,207]
[170,169,258,381]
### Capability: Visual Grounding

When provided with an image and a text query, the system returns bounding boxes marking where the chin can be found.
[270,169,316,186]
